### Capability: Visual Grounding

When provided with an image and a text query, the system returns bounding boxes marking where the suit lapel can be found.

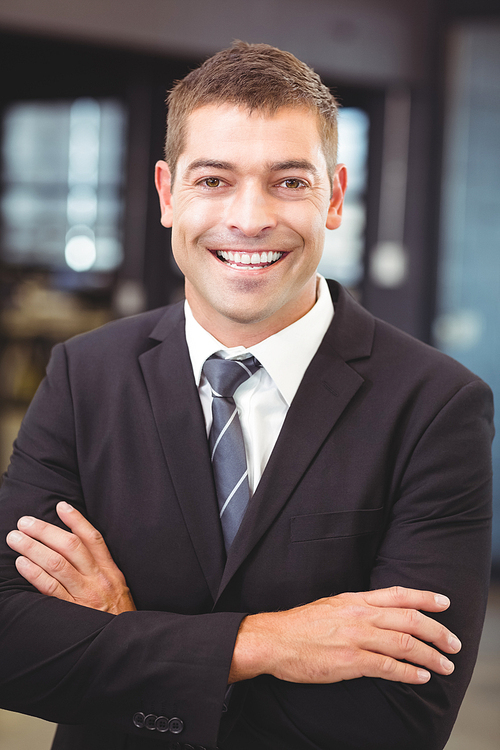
[216,283,375,600]
[139,304,225,601]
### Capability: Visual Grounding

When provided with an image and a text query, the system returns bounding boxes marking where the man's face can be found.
[156,104,346,346]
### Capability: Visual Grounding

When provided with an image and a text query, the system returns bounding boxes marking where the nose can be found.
[224,182,276,237]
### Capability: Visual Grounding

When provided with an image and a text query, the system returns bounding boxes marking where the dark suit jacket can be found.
[0,281,494,750]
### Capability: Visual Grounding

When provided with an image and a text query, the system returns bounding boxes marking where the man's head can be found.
[155,43,347,347]
[165,41,339,186]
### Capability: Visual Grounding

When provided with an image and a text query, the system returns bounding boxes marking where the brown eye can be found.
[204,177,221,188]
[283,179,303,189]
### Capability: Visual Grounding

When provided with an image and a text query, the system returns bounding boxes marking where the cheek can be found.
[173,196,215,235]
[171,209,207,257]
[287,204,326,243]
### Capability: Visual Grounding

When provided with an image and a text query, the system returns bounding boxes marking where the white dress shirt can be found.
[185,275,334,494]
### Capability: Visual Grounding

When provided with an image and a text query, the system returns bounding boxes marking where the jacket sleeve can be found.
[226,377,494,750]
[0,343,244,748]
[367,377,494,749]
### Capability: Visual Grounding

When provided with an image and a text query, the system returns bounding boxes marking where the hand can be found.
[6,502,136,615]
[229,586,461,686]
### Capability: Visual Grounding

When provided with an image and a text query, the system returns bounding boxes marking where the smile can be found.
[215,250,284,269]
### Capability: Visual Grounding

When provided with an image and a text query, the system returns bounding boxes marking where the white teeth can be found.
[216,250,283,267]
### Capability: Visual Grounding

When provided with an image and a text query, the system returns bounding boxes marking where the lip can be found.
[210,249,288,270]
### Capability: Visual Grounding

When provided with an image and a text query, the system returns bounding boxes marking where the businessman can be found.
[1,42,494,750]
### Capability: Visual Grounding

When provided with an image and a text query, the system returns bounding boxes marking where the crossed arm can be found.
[6,501,461,688]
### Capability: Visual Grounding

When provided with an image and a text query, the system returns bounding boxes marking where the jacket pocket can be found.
[291,507,384,543]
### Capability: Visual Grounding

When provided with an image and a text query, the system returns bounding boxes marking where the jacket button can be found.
[155,715,169,732]
[168,717,184,734]
[132,712,145,728]
[144,713,157,730]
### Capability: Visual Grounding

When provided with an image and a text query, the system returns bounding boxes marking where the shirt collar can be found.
[184,275,334,405]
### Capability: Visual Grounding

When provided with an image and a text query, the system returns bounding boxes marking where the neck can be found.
[186,282,318,348]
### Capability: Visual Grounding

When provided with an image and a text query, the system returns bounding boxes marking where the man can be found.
[0,42,493,750]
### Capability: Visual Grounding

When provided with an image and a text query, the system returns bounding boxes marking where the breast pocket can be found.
[290,507,384,543]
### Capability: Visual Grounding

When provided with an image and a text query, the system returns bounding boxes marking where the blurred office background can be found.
[0,0,498,747]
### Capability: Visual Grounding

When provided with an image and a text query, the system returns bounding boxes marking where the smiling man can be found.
[0,42,494,750]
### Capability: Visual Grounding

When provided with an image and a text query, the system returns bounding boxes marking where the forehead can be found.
[179,103,327,169]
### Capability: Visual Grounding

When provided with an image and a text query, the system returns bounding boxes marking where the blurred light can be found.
[94,237,123,271]
[68,98,100,186]
[67,185,98,225]
[113,279,146,317]
[433,310,483,351]
[64,235,97,272]
[369,241,408,288]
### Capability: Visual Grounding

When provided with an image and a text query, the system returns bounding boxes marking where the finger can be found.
[15,555,73,603]
[7,529,88,595]
[359,587,461,651]
[16,515,96,576]
[362,586,452,613]
[369,604,462,655]
[356,650,434,685]
[362,625,456,676]
[55,502,117,569]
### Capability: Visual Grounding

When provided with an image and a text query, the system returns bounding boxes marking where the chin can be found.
[219,309,270,326]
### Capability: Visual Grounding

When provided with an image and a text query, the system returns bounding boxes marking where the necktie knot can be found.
[203,355,261,398]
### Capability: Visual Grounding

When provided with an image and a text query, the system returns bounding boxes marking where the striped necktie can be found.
[202,355,261,550]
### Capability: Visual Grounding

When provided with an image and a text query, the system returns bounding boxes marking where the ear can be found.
[155,160,174,228]
[326,164,347,230]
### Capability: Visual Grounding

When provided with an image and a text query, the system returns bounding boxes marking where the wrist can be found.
[228,612,279,683]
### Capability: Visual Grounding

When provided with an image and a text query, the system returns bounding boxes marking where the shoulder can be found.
[62,302,184,361]
[374,316,479,385]
[327,280,490,399]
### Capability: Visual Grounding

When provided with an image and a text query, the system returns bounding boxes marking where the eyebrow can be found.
[185,158,320,178]
[186,159,235,174]
[269,160,320,177]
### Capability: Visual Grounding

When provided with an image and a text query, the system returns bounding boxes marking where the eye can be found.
[278,178,307,189]
[200,177,223,188]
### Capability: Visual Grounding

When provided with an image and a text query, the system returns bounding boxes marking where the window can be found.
[1,97,127,275]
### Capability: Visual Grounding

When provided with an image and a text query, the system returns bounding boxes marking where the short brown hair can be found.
[165,41,339,184]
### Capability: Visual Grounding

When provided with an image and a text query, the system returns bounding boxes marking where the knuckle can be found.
[379,656,398,676]
[45,577,60,597]
[97,574,113,592]
[334,592,350,603]
[89,528,104,544]
[405,608,422,629]
[338,646,358,667]
[30,564,43,581]
[345,603,369,620]
[94,572,115,596]
[46,553,66,574]
[389,585,407,603]
[27,564,42,582]
[398,632,415,654]
[64,534,81,554]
